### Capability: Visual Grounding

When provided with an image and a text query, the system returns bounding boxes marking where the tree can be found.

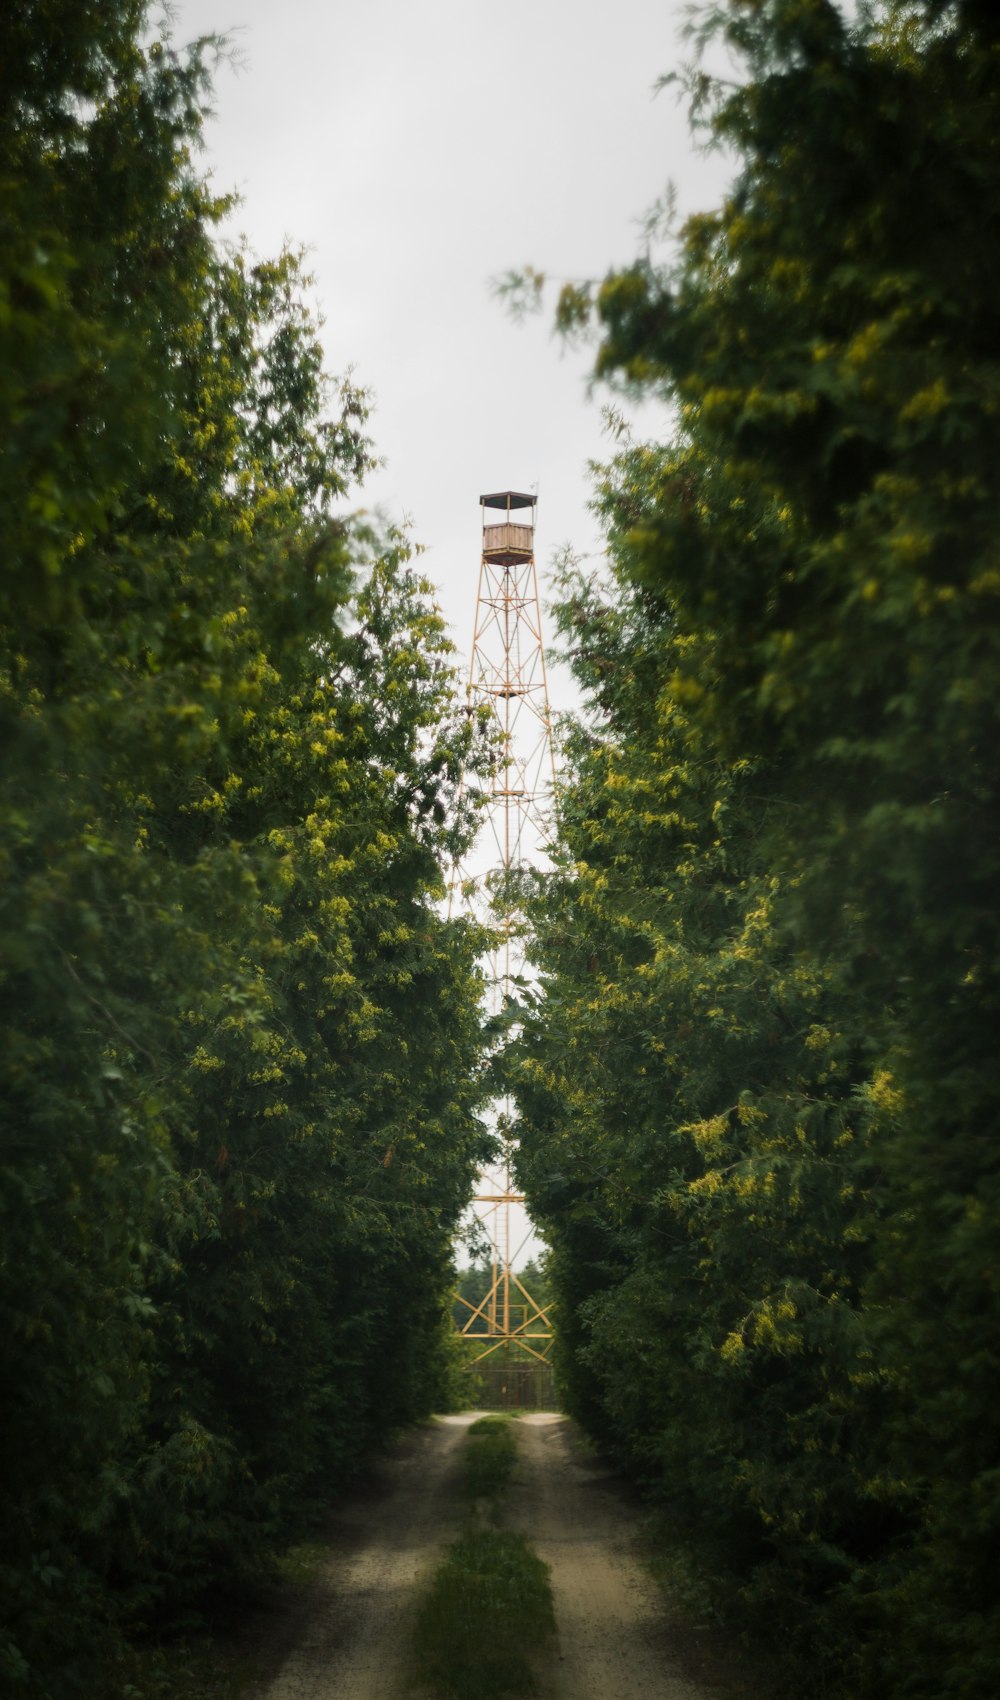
[514,542,892,1671]
[512,3,1000,1693]
[1,5,491,1693]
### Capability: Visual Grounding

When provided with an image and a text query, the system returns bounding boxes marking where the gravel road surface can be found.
[255,1411,750,1700]
[257,1414,474,1700]
[508,1413,736,1700]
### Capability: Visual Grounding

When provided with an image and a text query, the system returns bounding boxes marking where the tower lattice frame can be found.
[451,492,557,1376]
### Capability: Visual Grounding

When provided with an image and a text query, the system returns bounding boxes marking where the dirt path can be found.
[507,1414,741,1700]
[253,1411,752,1700]
[256,1414,477,1700]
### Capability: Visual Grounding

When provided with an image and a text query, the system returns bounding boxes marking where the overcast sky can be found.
[167,0,732,685]
[165,0,735,1268]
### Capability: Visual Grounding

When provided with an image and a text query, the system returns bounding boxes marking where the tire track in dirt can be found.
[257,1413,478,1700]
[507,1414,740,1700]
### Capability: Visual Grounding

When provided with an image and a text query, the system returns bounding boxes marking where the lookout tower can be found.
[466,491,555,887]
[450,492,557,1405]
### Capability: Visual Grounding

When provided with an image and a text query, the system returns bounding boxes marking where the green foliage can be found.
[514,553,892,1671]
[0,5,490,1695]
[412,1528,554,1700]
[511,4,1000,1696]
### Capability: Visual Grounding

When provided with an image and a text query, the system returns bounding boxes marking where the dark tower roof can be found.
[480,490,537,511]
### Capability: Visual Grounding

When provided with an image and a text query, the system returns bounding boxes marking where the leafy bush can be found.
[511,4,1000,1695]
[0,5,492,1693]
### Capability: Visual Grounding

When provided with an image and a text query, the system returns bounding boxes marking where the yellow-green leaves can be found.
[1,11,490,1694]
[515,5,1000,1694]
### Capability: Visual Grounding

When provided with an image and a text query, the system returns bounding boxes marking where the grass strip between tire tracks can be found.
[413,1527,554,1700]
[411,1418,556,1699]
[463,1415,518,1500]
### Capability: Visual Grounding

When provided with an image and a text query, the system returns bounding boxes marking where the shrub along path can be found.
[250,1412,754,1700]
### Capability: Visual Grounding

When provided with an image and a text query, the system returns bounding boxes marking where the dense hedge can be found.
[1,7,490,1694]
[512,3,1000,1695]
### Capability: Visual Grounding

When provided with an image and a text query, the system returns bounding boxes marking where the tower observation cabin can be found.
[480,489,537,565]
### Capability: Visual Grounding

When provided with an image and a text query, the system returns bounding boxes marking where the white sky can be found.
[167,0,732,671]
[165,0,735,1269]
